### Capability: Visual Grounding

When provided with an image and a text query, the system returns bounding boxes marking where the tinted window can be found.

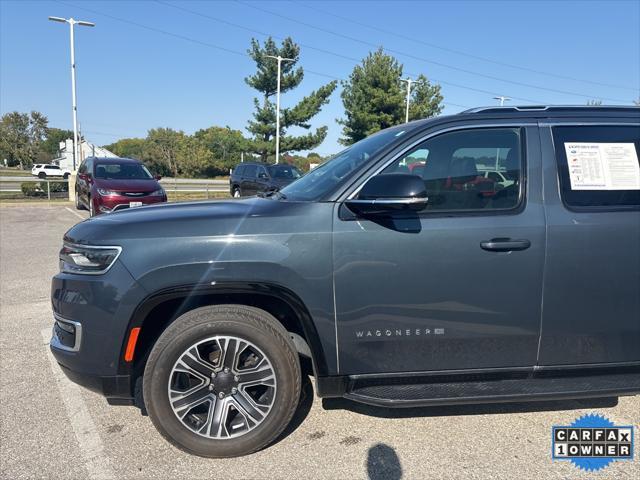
[78,161,86,174]
[243,165,258,178]
[233,165,245,176]
[45,165,60,170]
[257,166,268,178]
[381,128,523,211]
[268,165,302,179]
[553,125,640,208]
[94,162,153,180]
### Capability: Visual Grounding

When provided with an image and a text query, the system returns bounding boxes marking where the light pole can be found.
[49,16,95,171]
[493,95,511,107]
[400,77,423,123]
[264,55,294,164]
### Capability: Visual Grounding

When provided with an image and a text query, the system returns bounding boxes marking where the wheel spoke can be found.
[170,385,211,412]
[178,348,216,378]
[208,396,230,438]
[237,364,275,386]
[219,338,247,371]
[232,390,268,423]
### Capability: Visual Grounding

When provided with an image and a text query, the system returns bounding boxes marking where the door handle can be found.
[480,238,531,252]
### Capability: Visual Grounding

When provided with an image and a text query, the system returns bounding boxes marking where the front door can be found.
[333,125,546,375]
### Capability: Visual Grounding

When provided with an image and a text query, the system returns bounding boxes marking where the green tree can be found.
[40,127,73,158]
[339,48,443,145]
[194,126,248,173]
[409,75,444,121]
[245,37,337,160]
[104,138,147,159]
[0,111,48,167]
[142,128,185,178]
[176,136,214,178]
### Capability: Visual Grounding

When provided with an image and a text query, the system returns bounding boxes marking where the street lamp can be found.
[264,55,294,164]
[49,16,95,171]
[400,77,423,123]
[493,96,511,107]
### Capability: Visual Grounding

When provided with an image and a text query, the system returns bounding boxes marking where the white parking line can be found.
[65,206,85,220]
[41,328,115,480]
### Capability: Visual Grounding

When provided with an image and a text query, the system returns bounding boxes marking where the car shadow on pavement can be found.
[367,443,403,480]
[322,396,618,419]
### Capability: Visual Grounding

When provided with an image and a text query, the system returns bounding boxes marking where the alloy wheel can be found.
[168,335,276,439]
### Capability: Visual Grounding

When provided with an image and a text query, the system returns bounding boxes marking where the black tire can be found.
[38,172,46,179]
[75,192,85,211]
[232,186,241,198]
[63,172,70,179]
[143,305,301,458]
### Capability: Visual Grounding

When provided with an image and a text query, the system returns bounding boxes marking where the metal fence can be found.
[0,177,230,201]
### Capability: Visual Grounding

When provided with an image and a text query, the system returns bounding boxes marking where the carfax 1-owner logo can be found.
[552,414,634,472]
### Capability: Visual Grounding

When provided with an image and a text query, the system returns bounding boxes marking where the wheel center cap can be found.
[212,371,237,395]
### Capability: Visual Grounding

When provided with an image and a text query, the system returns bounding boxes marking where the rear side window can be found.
[45,165,60,170]
[234,165,245,176]
[552,125,640,209]
[243,165,257,178]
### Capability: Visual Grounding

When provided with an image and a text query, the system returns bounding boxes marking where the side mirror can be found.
[154,175,162,181]
[345,173,428,215]
[258,172,268,179]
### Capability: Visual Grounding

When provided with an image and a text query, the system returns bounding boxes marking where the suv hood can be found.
[64,197,330,244]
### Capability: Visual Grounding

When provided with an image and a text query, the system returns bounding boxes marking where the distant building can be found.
[53,138,117,171]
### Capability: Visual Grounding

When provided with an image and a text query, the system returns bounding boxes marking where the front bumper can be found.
[49,259,148,403]
[96,194,167,214]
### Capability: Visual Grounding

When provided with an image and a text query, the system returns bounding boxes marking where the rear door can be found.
[241,165,258,195]
[538,122,640,365]
[333,123,547,374]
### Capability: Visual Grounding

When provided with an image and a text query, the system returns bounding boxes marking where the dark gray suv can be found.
[50,106,640,458]
[229,162,302,197]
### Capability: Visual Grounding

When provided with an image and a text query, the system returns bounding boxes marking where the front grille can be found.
[121,192,149,197]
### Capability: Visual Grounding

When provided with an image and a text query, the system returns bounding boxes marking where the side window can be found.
[381,127,523,211]
[244,165,257,178]
[234,165,245,176]
[552,125,640,209]
[257,166,268,178]
[86,159,93,176]
[78,161,86,174]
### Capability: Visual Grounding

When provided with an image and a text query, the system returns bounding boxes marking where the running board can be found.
[344,369,640,408]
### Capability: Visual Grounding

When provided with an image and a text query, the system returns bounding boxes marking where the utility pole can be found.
[400,77,423,123]
[49,16,95,171]
[264,55,294,164]
[493,96,511,107]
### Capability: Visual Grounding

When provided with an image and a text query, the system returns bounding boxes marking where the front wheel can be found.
[143,305,301,458]
[38,172,46,179]
[232,187,241,198]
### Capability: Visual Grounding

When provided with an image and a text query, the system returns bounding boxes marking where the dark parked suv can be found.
[230,162,302,197]
[51,106,640,458]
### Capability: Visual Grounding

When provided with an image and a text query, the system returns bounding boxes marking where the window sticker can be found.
[564,143,640,191]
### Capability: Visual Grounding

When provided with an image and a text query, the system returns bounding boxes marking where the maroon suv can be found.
[75,157,167,216]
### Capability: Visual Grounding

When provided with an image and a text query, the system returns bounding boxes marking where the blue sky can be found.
[1,0,639,155]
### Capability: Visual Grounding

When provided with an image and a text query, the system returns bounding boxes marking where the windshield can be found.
[268,165,302,179]
[280,127,408,201]
[94,162,153,180]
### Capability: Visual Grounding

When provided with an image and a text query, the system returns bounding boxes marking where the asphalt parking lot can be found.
[1,203,638,480]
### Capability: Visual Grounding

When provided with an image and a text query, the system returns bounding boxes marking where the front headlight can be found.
[59,242,122,275]
[97,188,118,196]
[150,187,165,196]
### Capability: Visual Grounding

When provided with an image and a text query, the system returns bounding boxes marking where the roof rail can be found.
[460,105,639,114]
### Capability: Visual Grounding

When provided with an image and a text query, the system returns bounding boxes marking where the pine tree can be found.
[339,48,443,145]
[245,37,337,161]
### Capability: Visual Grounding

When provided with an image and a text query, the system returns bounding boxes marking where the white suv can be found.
[31,164,71,179]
